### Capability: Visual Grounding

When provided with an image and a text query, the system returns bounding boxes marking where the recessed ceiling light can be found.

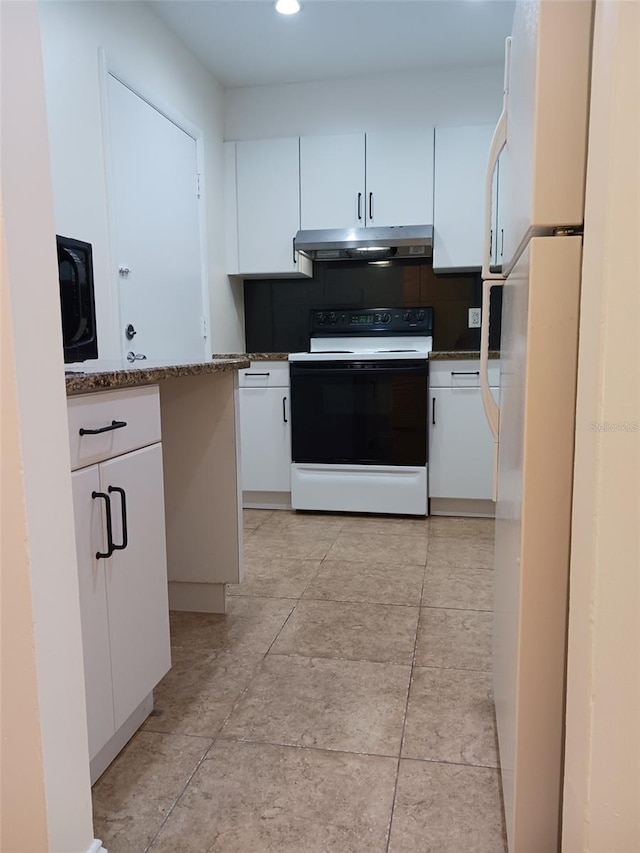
[275,0,301,15]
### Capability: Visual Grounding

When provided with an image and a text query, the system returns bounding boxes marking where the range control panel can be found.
[310,307,434,336]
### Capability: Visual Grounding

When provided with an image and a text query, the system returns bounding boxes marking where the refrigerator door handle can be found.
[480,278,502,502]
[482,36,511,282]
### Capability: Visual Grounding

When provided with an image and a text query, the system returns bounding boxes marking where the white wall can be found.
[38,0,245,361]
[224,65,504,141]
[562,1,640,850]
[1,2,96,850]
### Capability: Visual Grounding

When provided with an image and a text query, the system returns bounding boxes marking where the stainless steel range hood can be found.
[294,224,433,262]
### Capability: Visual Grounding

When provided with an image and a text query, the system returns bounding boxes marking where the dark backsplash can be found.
[244,260,502,353]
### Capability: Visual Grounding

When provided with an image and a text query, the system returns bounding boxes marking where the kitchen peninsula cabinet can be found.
[428,359,500,516]
[226,138,312,278]
[66,359,248,779]
[238,360,291,508]
[68,385,170,782]
[299,129,434,230]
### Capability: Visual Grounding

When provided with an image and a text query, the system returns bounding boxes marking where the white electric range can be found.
[288,307,433,515]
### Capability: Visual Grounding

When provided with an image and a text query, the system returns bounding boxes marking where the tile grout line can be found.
[383,558,428,853]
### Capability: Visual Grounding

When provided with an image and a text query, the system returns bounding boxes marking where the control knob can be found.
[382,312,391,324]
[416,309,425,322]
[328,312,338,324]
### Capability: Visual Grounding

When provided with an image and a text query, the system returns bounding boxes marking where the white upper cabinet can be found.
[433,124,494,271]
[365,130,434,227]
[233,137,312,278]
[300,134,365,230]
[300,130,434,231]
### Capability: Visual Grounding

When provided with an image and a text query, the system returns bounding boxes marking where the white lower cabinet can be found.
[238,362,291,507]
[428,360,500,507]
[68,386,170,779]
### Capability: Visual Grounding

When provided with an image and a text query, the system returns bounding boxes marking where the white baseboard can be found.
[242,491,292,510]
[429,497,496,518]
[168,581,226,613]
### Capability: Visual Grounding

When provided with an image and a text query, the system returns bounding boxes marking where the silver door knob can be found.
[126,352,147,363]
[119,266,131,277]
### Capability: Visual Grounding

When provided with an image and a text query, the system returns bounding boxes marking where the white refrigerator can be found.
[479,1,594,850]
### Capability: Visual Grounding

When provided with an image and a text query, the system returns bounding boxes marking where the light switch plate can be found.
[468,308,481,328]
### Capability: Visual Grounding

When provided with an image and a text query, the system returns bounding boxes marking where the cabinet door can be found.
[239,386,291,493]
[100,443,171,729]
[433,124,494,271]
[365,130,434,227]
[72,466,115,760]
[429,386,499,500]
[300,134,365,230]
[236,137,303,275]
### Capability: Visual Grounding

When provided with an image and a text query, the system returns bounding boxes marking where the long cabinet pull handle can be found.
[108,486,128,552]
[369,192,373,220]
[80,420,127,436]
[357,192,362,220]
[451,371,481,376]
[244,372,271,377]
[282,395,288,423]
[92,490,114,559]
[500,228,504,257]
[432,398,436,425]
[292,236,296,265]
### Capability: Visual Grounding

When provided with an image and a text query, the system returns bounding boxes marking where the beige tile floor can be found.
[92,509,508,853]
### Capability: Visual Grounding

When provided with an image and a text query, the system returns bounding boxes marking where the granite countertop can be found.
[429,350,500,360]
[214,352,290,362]
[216,351,500,361]
[65,357,250,395]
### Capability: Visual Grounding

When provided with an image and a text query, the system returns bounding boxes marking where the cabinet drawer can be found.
[67,385,161,471]
[238,361,290,388]
[429,360,500,388]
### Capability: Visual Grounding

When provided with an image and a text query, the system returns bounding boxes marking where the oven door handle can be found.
[290,364,428,376]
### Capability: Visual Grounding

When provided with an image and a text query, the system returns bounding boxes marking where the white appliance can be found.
[289,307,432,515]
[479,2,594,850]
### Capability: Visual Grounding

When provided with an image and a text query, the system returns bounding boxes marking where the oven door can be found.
[290,359,428,466]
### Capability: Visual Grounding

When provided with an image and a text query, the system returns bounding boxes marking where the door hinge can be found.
[196,173,202,199]
[201,314,208,338]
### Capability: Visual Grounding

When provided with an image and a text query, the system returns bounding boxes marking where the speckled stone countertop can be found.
[65,357,250,395]
[214,352,290,361]
[430,351,500,360]
[215,351,500,361]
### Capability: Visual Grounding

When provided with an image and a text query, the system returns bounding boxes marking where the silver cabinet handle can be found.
[282,396,288,423]
[451,371,480,376]
[357,192,362,220]
[432,397,436,425]
[244,372,270,377]
[369,192,373,220]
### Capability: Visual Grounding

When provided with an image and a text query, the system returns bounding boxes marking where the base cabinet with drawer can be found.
[428,359,500,516]
[68,385,171,782]
[238,361,291,509]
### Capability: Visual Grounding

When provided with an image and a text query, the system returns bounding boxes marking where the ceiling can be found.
[150,0,515,89]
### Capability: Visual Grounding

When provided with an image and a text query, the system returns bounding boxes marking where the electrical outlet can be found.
[468,308,481,328]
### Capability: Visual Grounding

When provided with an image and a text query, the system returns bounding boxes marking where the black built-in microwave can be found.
[57,235,98,363]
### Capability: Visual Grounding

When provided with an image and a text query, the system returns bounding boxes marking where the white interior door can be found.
[107,74,206,364]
